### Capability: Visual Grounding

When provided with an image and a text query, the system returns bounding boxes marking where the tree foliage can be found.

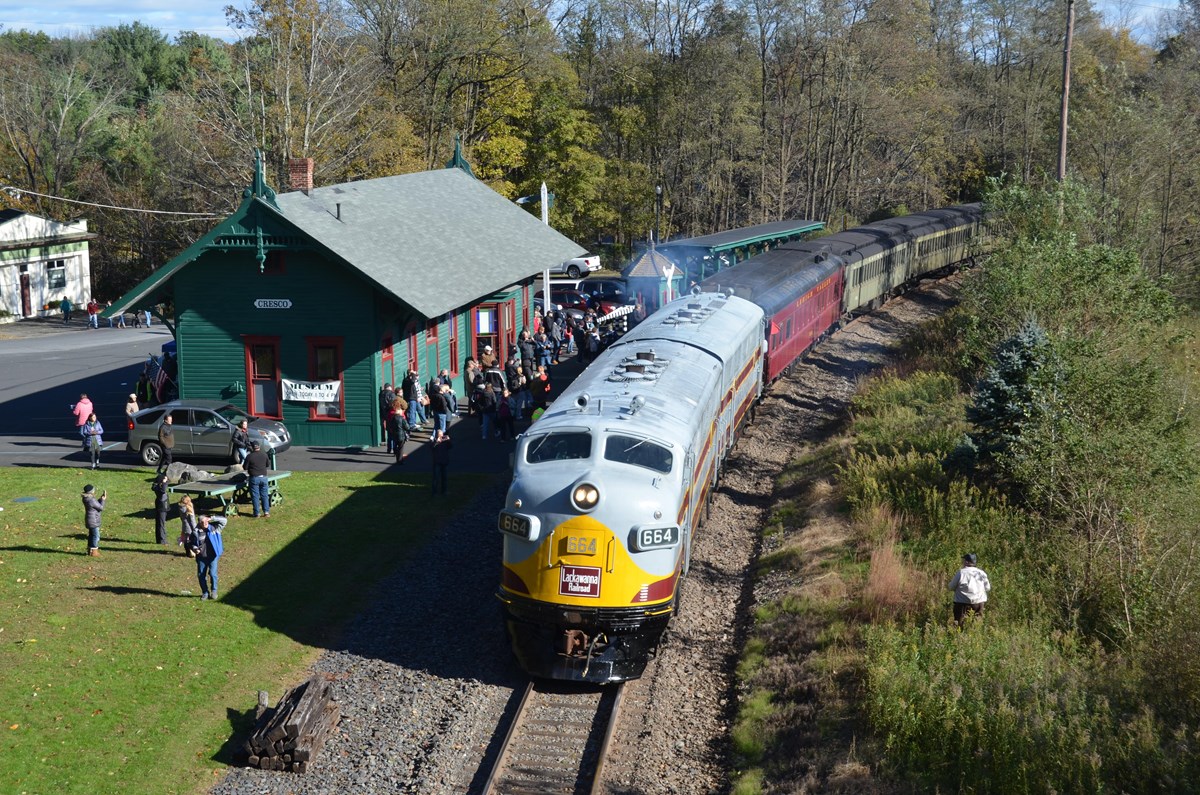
[956,183,1195,645]
[0,0,1198,296]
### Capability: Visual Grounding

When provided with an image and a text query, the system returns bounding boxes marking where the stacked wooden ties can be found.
[244,675,340,773]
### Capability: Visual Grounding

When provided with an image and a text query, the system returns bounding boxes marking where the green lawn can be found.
[0,466,488,795]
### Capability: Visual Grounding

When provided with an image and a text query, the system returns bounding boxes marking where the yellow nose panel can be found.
[502,515,676,607]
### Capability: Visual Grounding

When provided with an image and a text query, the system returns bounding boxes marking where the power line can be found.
[2,185,222,218]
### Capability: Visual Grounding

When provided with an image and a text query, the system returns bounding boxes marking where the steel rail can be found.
[483,680,623,795]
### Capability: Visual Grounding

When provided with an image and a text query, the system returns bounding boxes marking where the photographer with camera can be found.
[81,484,106,557]
[189,514,226,600]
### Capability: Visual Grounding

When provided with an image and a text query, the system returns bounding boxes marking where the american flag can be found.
[146,356,173,401]
[153,366,169,398]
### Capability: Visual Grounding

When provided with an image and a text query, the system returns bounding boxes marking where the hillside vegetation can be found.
[733,184,1200,793]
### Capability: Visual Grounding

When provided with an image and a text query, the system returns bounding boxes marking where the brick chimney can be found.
[288,157,314,194]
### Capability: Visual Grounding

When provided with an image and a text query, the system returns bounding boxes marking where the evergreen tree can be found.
[968,318,1060,471]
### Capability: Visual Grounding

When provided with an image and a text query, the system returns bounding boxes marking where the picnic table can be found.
[167,470,292,516]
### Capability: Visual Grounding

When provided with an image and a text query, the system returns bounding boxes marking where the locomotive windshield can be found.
[604,434,673,474]
[525,431,592,463]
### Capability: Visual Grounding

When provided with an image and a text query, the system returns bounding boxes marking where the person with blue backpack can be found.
[189,514,226,600]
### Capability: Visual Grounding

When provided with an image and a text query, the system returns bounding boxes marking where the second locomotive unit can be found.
[497,203,987,683]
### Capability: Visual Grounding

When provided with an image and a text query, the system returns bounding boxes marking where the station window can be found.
[244,336,281,418]
[46,260,67,289]
[448,316,460,375]
[308,337,344,420]
[381,336,394,387]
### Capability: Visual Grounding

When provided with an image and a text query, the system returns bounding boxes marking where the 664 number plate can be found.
[632,525,679,551]
[563,536,598,555]
[498,511,532,538]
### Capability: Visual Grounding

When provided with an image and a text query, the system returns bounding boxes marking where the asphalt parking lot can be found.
[0,316,582,475]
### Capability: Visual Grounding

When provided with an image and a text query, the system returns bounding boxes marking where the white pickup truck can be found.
[552,254,601,279]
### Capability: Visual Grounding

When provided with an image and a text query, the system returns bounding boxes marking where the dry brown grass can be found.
[808,478,836,509]
[862,530,937,623]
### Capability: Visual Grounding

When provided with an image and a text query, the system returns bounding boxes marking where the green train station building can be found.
[107,153,583,448]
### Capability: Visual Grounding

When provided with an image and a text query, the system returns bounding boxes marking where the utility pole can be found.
[1057,0,1075,182]
[540,182,551,312]
[654,184,663,246]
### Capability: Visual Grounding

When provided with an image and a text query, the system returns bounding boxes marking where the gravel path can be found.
[211,276,960,795]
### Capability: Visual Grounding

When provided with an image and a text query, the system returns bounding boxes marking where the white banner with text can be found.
[282,378,341,402]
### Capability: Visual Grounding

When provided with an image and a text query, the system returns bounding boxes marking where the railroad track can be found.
[483,680,624,795]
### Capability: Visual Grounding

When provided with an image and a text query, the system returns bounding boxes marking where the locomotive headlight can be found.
[571,483,600,511]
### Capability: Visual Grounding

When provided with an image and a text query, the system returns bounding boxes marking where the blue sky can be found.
[0,0,242,42]
[0,0,1182,45]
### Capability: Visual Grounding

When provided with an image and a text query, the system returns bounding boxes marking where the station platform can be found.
[292,352,589,476]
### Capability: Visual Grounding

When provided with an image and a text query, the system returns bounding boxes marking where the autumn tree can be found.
[0,33,121,204]
[224,0,387,185]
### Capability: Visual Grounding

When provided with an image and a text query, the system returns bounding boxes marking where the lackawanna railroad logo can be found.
[559,565,601,598]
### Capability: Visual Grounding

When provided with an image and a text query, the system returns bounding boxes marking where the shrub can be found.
[968,318,1060,466]
[850,371,970,458]
[840,450,948,518]
[867,622,1118,793]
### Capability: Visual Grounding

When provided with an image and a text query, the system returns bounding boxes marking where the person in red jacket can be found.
[71,393,94,448]
[529,365,552,411]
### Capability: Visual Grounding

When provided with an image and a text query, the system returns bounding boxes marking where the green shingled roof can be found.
[105,168,586,320]
[275,169,584,317]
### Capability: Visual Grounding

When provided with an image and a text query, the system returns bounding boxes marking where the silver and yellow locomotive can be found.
[497,204,988,683]
[497,291,765,683]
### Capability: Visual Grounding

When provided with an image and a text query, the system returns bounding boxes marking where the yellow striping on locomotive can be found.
[504,514,679,608]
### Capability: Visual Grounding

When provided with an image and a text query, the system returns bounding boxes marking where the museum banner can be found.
[282,378,341,402]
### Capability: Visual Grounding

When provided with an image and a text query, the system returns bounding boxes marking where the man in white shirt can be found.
[948,553,991,626]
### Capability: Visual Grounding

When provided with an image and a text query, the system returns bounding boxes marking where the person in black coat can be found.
[429,384,449,435]
[151,473,170,545]
[518,331,536,378]
[244,442,272,518]
[231,420,250,464]
[431,431,452,495]
[477,383,498,440]
[379,383,396,451]
[157,415,175,472]
[387,399,411,463]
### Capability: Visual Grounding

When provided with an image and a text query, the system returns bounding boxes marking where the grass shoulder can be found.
[0,467,487,795]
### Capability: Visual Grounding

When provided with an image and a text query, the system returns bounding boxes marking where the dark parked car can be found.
[536,286,624,317]
[579,277,635,314]
[127,399,291,466]
[534,288,588,322]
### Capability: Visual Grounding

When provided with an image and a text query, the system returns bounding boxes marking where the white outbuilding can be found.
[0,209,95,319]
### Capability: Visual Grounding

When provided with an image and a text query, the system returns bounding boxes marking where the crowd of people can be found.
[70,300,639,595]
[376,304,627,466]
[77,431,258,599]
[58,295,155,328]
